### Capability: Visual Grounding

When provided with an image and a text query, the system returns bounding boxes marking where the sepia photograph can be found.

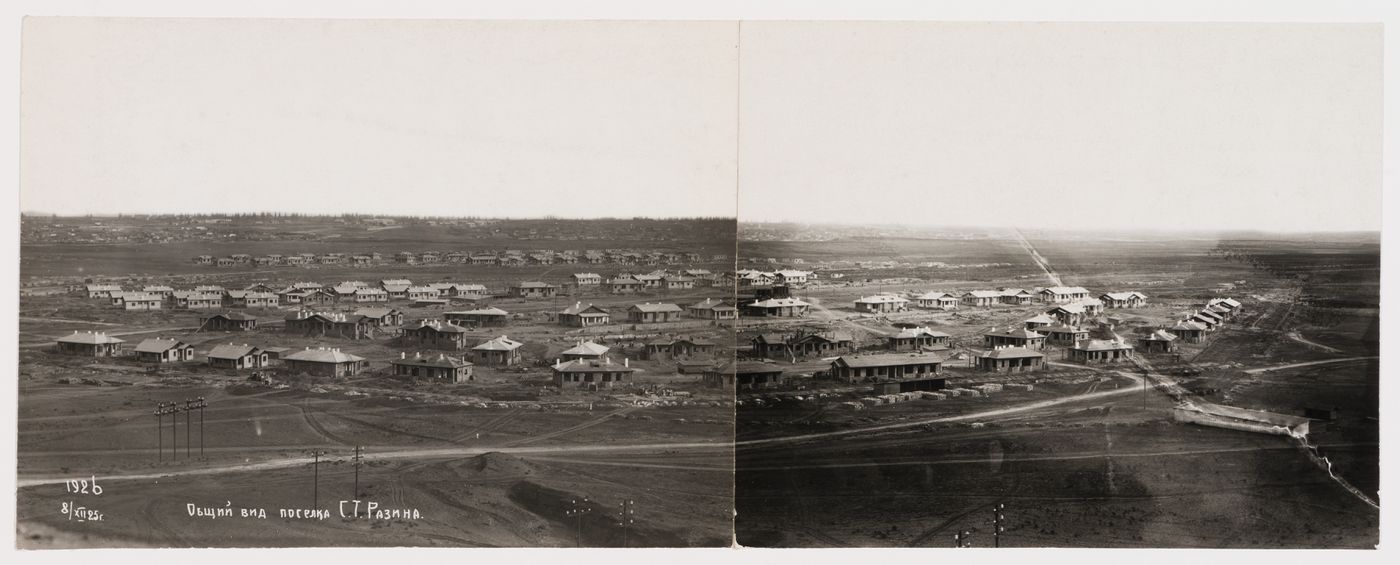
[4,0,1395,559]
[733,21,1382,549]
[16,18,739,548]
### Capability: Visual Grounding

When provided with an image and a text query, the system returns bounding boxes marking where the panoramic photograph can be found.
[16,18,739,548]
[731,22,1382,548]
[10,15,1386,552]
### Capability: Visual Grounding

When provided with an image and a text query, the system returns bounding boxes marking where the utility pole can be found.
[954,529,972,548]
[353,446,364,502]
[1142,368,1149,410]
[566,497,592,547]
[194,397,208,458]
[309,449,326,509]
[169,401,178,459]
[992,502,1006,548]
[153,403,164,463]
[184,399,192,458]
[617,499,635,547]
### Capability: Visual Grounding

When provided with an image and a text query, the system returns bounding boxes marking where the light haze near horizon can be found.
[740,22,1382,233]
[20,20,1382,232]
[20,19,738,219]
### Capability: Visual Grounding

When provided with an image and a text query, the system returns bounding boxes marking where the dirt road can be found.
[1241,356,1377,375]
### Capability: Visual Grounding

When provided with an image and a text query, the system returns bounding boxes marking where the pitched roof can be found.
[404,320,470,333]
[381,284,411,293]
[354,307,400,318]
[629,303,683,313]
[834,352,946,368]
[890,327,951,339]
[512,281,556,289]
[448,307,509,316]
[749,298,810,308]
[965,290,1002,298]
[1072,339,1134,351]
[688,298,730,310]
[1101,291,1147,300]
[1024,314,1056,324]
[559,303,608,316]
[204,312,257,321]
[208,344,261,359]
[135,338,185,353]
[473,336,524,351]
[984,327,1045,339]
[978,347,1045,360]
[915,291,954,300]
[1042,286,1091,295]
[552,359,636,373]
[57,331,125,345]
[855,295,909,304]
[1049,304,1087,314]
[1172,320,1208,331]
[561,341,610,356]
[391,354,472,369]
[1143,329,1179,341]
[284,348,365,363]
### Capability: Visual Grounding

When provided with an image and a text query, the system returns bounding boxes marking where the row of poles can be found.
[954,502,1007,548]
[566,497,638,547]
[153,398,207,461]
[306,445,367,511]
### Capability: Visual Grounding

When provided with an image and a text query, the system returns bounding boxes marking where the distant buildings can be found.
[974,348,1045,372]
[688,298,737,320]
[743,297,811,318]
[1067,339,1136,364]
[391,352,473,383]
[401,319,472,350]
[886,327,951,351]
[207,343,267,370]
[962,290,1001,307]
[915,292,959,310]
[1039,286,1092,304]
[56,331,124,357]
[509,282,559,299]
[472,336,524,366]
[558,303,611,327]
[283,348,368,377]
[983,327,1047,350]
[134,338,194,363]
[1101,292,1148,308]
[444,307,510,328]
[853,295,909,314]
[560,341,610,361]
[627,303,683,324]
[552,358,635,390]
[830,353,944,383]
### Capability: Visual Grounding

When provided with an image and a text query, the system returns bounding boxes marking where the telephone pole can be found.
[992,502,1006,548]
[566,497,592,547]
[954,529,972,548]
[309,449,327,509]
[352,446,364,502]
[153,403,163,463]
[183,399,192,458]
[193,397,208,458]
[617,499,635,547]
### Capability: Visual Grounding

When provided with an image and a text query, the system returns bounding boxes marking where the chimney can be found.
[401,352,406,359]
[624,357,629,368]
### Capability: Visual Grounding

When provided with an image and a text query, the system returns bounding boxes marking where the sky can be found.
[20,18,739,219]
[20,20,1382,231]
[739,22,1383,232]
